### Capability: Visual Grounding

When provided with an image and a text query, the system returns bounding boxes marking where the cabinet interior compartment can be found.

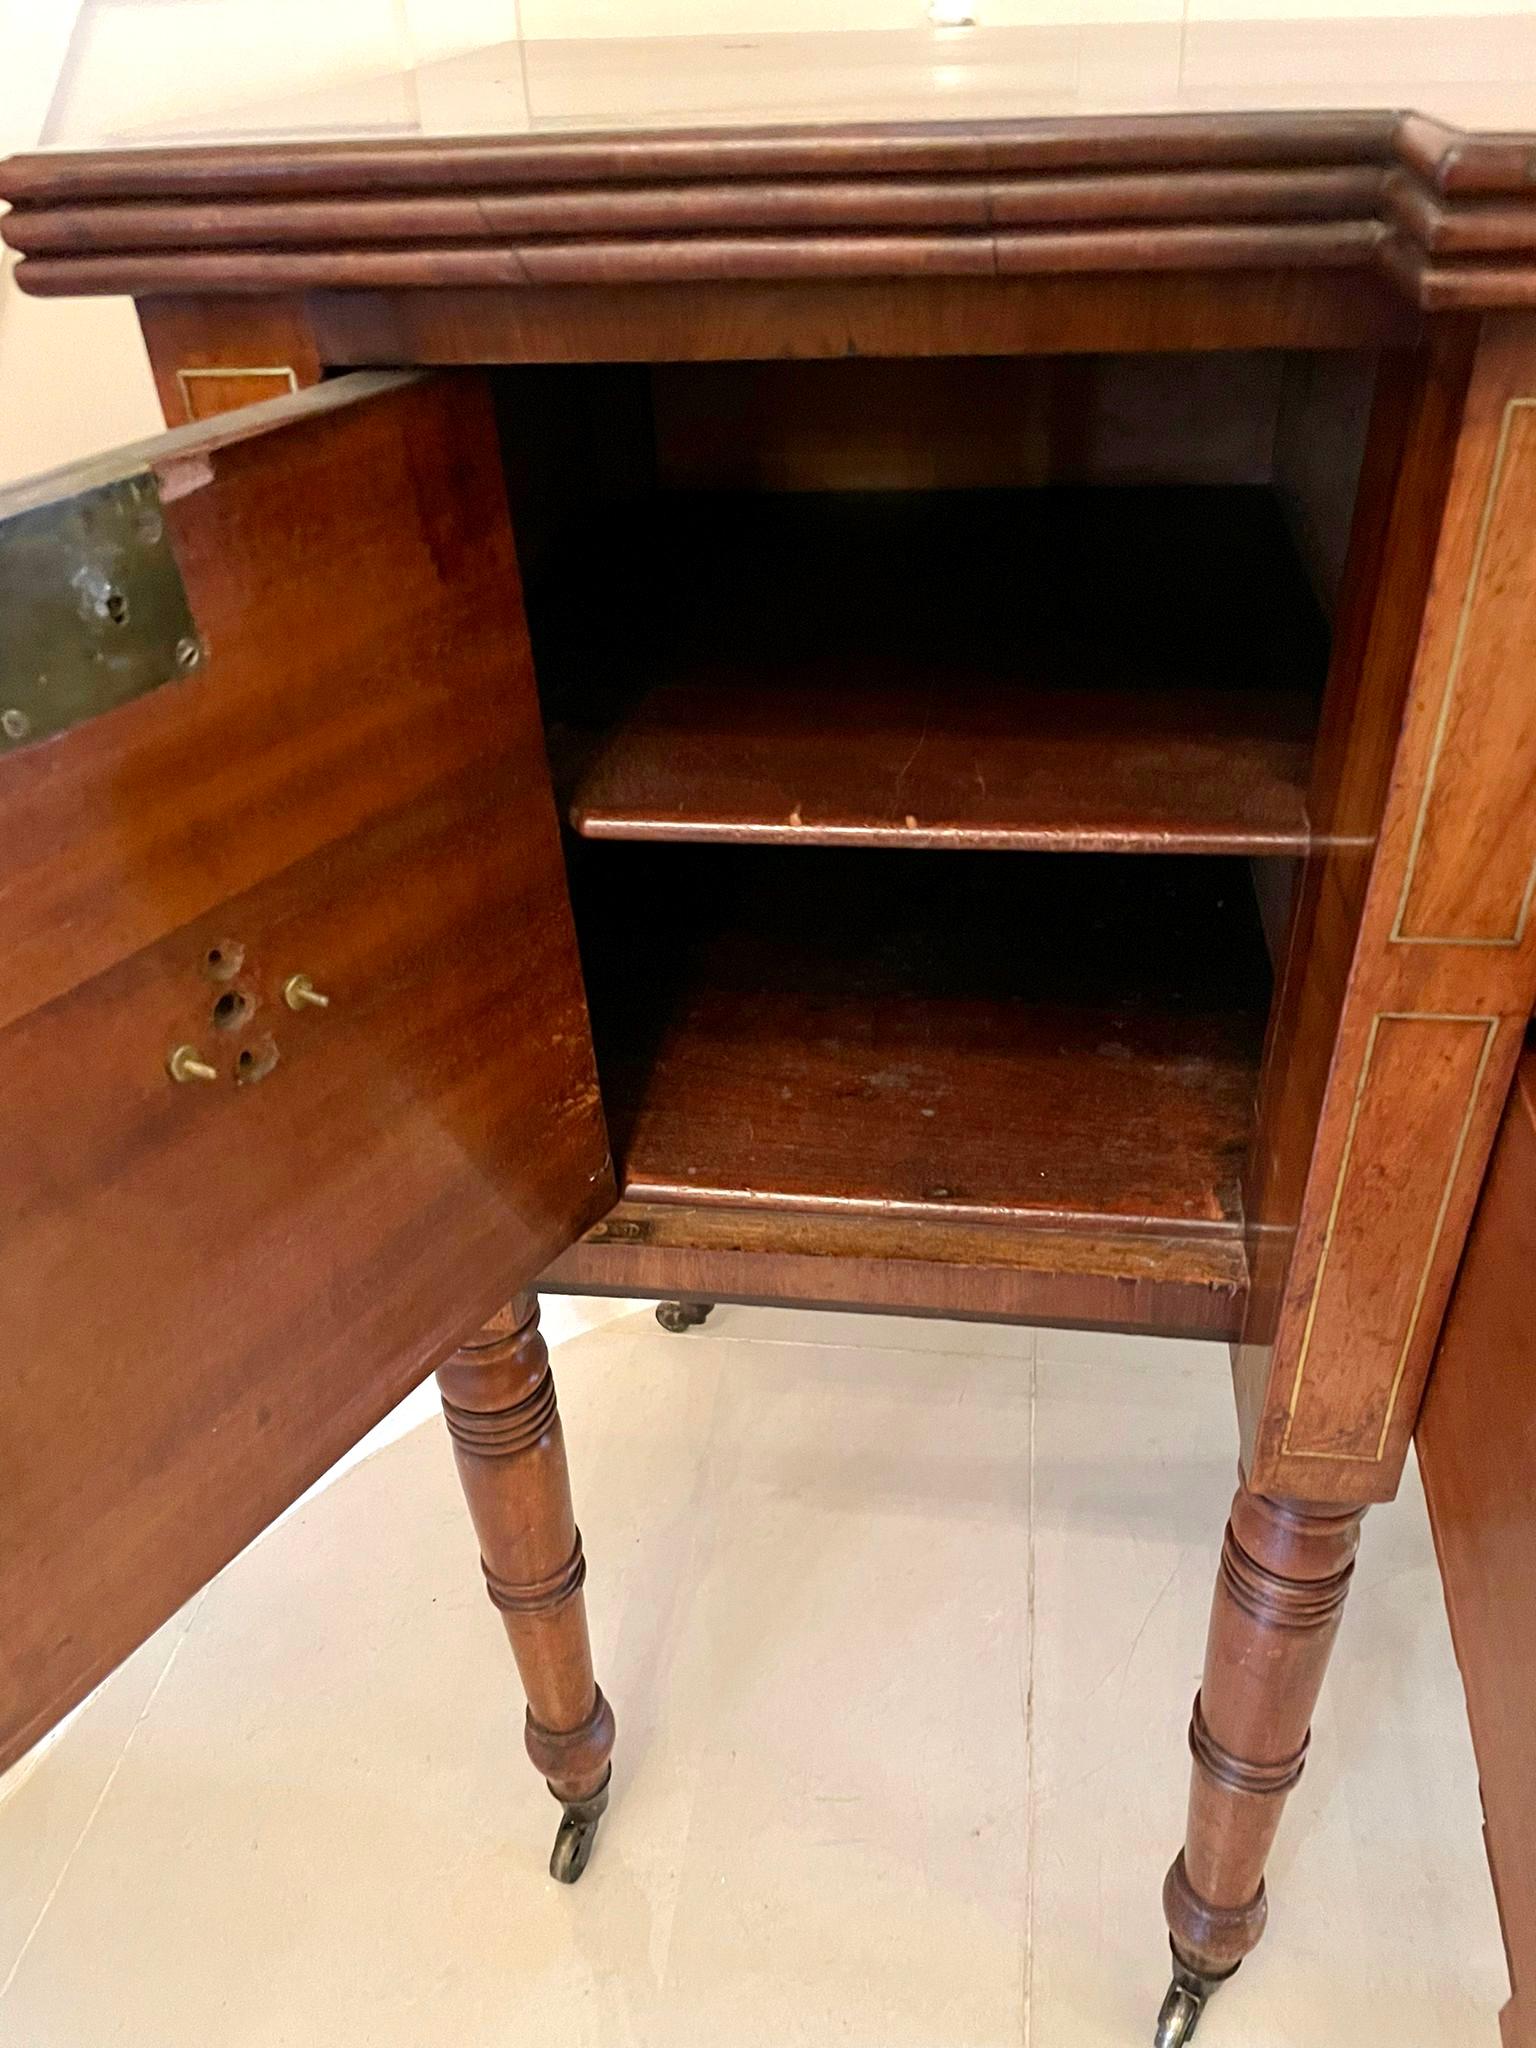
[573,843,1270,1239]
[557,484,1323,856]
[498,348,1379,1322]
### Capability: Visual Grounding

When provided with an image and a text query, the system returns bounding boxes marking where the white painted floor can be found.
[0,1301,1507,2047]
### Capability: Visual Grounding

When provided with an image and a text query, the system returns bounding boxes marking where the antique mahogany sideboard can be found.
[4,20,1536,2044]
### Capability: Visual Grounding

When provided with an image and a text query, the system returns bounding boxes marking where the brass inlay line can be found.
[1282,1009,1500,1462]
[175,364,299,418]
[1392,395,1536,950]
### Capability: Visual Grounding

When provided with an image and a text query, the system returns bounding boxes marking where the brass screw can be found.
[167,1044,218,1083]
[283,973,330,1011]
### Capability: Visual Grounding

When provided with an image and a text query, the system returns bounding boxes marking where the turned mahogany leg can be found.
[437,1292,615,1883]
[1156,1483,1367,2045]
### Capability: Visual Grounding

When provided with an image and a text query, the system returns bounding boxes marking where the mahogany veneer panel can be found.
[0,375,612,1772]
[1418,1045,1536,2048]
[541,1197,1248,1340]
[560,488,1323,855]
[1238,314,1536,1503]
[576,846,1269,1236]
[312,272,1415,366]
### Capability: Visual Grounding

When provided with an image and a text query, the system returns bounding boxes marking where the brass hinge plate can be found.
[0,470,199,754]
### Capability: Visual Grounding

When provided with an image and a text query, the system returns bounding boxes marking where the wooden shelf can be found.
[577,847,1270,1244]
[541,1197,1251,1342]
[556,488,1324,856]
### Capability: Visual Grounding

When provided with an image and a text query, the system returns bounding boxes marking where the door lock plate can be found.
[0,470,199,753]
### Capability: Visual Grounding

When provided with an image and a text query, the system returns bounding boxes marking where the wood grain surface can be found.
[2,110,1533,310]
[307,271,1416,366]
[1418,1044,1536,2048]
[1166,1486,1368,1977]
[1238,313,1536,1503]
[575,844,1269,1235]
[438,1296,615,1809]
[540,1197,1247,1340]
[137,295,321,423]
[560,486,1322,856]
[0,373,613,1773]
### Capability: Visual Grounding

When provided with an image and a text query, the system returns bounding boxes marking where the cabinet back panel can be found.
[650,353,1287,493]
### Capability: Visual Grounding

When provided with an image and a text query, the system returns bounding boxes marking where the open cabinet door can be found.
[0,372,615,1773]
[1418,1041,1536,2048]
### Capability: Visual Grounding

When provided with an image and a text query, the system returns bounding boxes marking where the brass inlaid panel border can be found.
[1392,395,1536,950]
[1282,1009,1500,1461]
[175,364,299,419]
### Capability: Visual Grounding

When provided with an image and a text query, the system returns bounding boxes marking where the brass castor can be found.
[1152,1955,1234,2047]
[549,1769,611,1884]
[655,1300,715,1334]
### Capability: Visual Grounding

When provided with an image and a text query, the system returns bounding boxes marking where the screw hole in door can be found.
[202,941,245,983]
[211,989,253,1031]
[235,1037,279,1085]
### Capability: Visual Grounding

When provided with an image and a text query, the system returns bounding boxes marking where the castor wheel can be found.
[655,1300,714,1334]
[549,1769,611,1884]
[1153,1982,1202,2048]
[1152,1956,1230,2047]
